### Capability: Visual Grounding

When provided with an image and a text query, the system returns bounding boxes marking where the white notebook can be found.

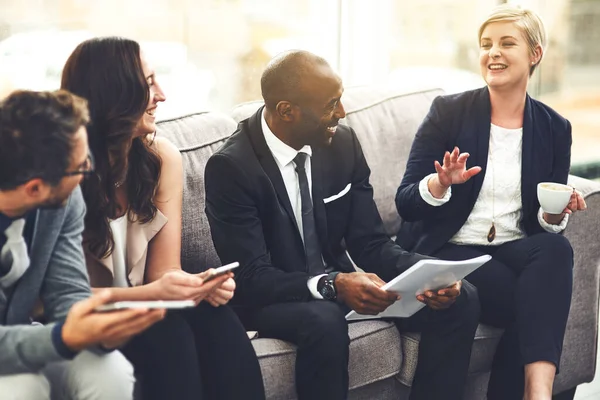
[345,255,491,321]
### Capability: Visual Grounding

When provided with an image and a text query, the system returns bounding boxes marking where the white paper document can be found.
[345,255,491,321]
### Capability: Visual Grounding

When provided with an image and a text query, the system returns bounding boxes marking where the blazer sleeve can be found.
[0,188,91,375]
[0,322,68,374]
[344,127,431,283]
[205,153,313,307]
[40,186,92,320]
[551,119,572,185]
[395,96,456,222]
[531,118,572,232]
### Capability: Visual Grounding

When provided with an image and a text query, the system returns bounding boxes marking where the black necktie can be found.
[293,153,325,275]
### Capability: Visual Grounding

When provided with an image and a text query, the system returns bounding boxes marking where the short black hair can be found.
[0,89,90,190]
[261,50,330,109]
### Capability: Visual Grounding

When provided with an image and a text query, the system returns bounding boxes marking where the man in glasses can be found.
[0,90,165,400]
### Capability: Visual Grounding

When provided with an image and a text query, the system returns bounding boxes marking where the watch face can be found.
[321,283,336,300]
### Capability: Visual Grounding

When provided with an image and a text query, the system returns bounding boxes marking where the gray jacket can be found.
[0,186,91,374]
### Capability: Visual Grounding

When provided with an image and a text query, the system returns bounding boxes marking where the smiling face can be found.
[479,21,541,91]
[134,50,166,137]
[291,64,346,148]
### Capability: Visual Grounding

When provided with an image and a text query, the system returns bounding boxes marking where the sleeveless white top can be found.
[109,215,130,287]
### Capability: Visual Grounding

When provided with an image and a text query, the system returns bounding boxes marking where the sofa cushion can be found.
[252,320,402,400]
[156,111,238,273]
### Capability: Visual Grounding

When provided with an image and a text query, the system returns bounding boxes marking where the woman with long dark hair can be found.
[61,37,265,400]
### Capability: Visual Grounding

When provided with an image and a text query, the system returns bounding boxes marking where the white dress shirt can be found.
[261,110,326,298]
[419,124,569,246]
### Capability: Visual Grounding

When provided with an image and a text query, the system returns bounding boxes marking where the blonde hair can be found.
[478,4,547,76]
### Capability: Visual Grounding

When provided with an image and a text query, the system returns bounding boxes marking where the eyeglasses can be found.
[61,152,95,178]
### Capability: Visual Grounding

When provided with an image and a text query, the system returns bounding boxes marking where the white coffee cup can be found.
[537,182,573,214]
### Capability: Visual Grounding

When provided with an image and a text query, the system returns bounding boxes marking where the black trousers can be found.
[240,282,480,400]
[432,232,574,400]
[121,302,265,400]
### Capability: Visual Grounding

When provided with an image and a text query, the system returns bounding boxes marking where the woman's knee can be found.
[533,233,574,268]
[0,373,50,400]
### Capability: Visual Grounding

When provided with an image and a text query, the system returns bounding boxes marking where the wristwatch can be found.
[318,271,340,301]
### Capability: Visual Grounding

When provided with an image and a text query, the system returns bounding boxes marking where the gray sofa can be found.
[157,85,600,400]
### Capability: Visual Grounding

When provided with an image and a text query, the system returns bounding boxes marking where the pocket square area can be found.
[323,183,351,204]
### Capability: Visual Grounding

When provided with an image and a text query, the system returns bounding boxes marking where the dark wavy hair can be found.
[61,37,161,259]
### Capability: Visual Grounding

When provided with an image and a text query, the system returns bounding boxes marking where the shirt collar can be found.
[261,108,312,168]
[0,210,32,233]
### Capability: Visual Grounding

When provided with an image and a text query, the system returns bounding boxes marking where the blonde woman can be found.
[395,5,586,400]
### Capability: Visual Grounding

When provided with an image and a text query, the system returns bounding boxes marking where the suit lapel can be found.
[246,107,301,236]
[310,147,329,254]
[7,209,57,323]
[464,87,492,202]
[521,95,535,218]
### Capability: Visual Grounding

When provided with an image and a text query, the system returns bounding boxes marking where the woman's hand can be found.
[543,188,587,224]
[150,270,229,302]
[204,275,236,307]
[565,189,587,214]
[428,147,482,198]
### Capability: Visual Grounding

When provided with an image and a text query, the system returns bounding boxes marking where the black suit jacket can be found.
[395,87,572,256]
[205,107,426,308]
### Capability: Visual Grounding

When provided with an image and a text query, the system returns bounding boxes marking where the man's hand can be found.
[416,280,462,311]
[205,275,236,307]
[336,272,399,315]
[429,147,481,198]
[62,290,165,352]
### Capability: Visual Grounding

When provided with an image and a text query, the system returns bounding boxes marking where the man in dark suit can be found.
[205,50,480,400]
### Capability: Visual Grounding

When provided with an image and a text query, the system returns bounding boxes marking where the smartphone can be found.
[95,300,196,312]
[202,262,240,283]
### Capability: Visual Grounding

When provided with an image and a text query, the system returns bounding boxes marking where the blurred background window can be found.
[0,0,598,177]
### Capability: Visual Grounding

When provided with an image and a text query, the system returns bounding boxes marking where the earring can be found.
[531,61,535,65]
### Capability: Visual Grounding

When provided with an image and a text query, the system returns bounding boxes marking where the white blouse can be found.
[109,215,129,287]
[418,124,569,246]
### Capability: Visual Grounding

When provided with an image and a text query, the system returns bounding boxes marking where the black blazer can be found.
[395,87,572,256]
[205,107,426,308]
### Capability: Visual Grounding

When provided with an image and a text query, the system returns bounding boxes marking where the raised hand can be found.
[429,147,481,198]
[336,272,399,315]
[62,289,165,351]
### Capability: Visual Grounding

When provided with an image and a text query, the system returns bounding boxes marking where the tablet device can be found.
[95,300,196,312]
[346,255,491,320]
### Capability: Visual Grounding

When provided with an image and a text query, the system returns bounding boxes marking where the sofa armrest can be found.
[553,175,600,393]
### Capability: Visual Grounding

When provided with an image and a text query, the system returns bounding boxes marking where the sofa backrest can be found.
[158,86,443,271]
[340,86,443,235]
[157,111,236,273]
